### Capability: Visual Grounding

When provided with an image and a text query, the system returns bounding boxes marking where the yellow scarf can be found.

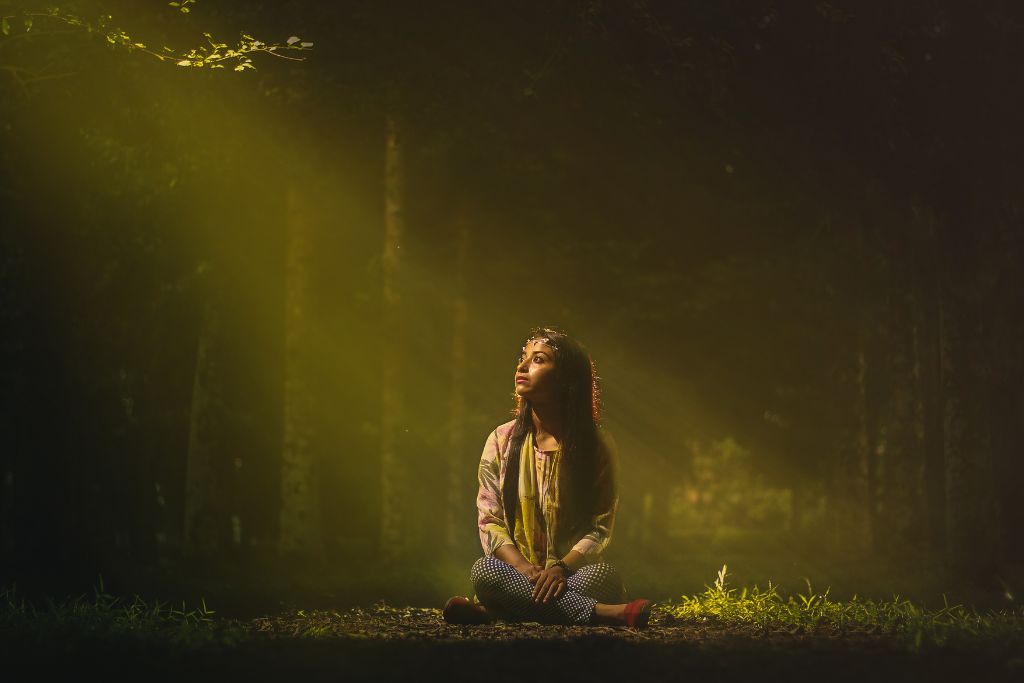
[512,431,561,567]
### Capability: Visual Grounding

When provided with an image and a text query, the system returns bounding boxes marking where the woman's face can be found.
[514,339,558,403]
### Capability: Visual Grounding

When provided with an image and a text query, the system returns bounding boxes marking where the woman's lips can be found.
[515,377,528,384]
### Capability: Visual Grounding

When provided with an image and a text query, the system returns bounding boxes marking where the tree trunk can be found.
[445,216,470,554]
[279,184,321,558]
[875,233,926,564]
[987,191,1024,567]
[827,211,873,559]
[380,111,408,564]
[938,209,1002,583]
[847,317,874,556]
[910,202,948,565]
[183,280,228,559]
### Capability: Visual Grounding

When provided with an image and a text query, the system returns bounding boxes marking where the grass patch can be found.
[0,576,243,650]
[660,564,1024,655]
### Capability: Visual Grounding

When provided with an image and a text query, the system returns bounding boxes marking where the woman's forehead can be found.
[522,338,556,355]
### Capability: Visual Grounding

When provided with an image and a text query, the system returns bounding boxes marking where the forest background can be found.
[1,0,1021,613]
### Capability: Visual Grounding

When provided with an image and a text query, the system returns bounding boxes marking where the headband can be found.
[522,336,559,353]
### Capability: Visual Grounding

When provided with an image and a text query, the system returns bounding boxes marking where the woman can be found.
[443,327,653,628]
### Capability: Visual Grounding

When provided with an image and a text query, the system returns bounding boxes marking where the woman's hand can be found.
[531,565,568,603]
[494,545,541,583]
[516,562,543,583]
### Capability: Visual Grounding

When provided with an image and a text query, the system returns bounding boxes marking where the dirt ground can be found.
[12,604,1022,682]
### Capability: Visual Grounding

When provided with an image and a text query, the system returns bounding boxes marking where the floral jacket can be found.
[476,419,619,567]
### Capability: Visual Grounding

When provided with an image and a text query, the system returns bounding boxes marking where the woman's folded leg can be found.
[566,561,627,604]
[470,556,596,625]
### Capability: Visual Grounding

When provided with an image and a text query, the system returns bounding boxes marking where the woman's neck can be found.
[530,402,563,447]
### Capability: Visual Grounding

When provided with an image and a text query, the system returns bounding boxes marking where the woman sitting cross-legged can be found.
[443,327,652,629]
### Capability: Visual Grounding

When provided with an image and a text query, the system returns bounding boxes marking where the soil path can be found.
[12,605,1021,682]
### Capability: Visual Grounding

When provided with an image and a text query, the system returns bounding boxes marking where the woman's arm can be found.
[494,544,536,575]
[477,428,542,579]
[477,429,515,554]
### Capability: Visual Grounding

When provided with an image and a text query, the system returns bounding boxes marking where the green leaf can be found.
[300,41,313,48]
[176,59,191,66]
[181,6,190,13]
[1,17,9,36]
[168,1,180,6]
[286,36,300,45]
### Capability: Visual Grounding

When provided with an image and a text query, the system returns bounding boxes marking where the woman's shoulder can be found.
[480,419,517,452]
[492,419,517,442]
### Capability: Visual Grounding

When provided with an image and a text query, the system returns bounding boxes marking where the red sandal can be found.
[622,599,653,629]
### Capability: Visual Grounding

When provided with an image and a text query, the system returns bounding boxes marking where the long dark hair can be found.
[501,326,603,536]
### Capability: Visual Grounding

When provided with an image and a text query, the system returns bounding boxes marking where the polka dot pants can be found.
[470,556,627,625]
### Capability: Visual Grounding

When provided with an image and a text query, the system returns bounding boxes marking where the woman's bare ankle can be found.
[592,602,627,625]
